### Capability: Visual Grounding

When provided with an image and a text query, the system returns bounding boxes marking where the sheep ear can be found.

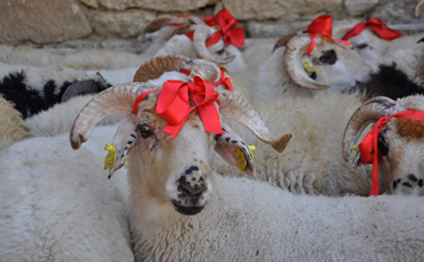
[105,118,139,179]
[214,124,255,177]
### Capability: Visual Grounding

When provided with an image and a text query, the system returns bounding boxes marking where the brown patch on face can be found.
[317,34,337,45]
[394,118,424,139]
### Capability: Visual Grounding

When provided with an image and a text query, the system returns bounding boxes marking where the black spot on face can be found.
[402,182,412,188]
[308,72,317,80]
[408,174,418,182]
[393,180,397,189]
[419,179,423,187]
[225,137,230,142]
[356,43,368,50]
[319,50,337,65]
[184,166,199,175]
[231,140,238,144]
[417,37,424,44]
[377,135,389,157]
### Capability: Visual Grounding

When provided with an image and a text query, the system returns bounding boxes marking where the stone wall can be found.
[0,0,423,45]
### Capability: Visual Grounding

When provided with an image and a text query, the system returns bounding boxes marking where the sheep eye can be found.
[356,43,368,50]
[137,124,152,138]
[216,49,226,55]
[319,50,337,65]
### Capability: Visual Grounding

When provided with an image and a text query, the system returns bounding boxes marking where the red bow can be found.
[179,67,233,91]
[358,110,424,196]
[342,18,402,41]
[303,15,351,55]
[204,8,245,47]
[155,76,223,138]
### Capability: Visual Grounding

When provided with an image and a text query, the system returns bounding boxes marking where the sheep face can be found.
[378,118,424,195]
[130,94,214,216]
[303,36,372,90]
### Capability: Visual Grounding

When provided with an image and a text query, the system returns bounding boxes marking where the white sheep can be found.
[254,30,424,102]
[0,125,134,262]
[253,32,372,100]
[0,62,110,118]
[70,81,424,261]
[0,94,30,150]
[342,94,424,195]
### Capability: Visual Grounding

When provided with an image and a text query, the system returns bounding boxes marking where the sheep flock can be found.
[1,3,424,262]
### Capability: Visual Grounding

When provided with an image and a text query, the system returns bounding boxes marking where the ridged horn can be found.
[189,62,221,83]
[416,0,424,17]
[133,54,195,83]
[143,16,174,33]
[192,26,236,65]
[216,89,293,152]
[70,82,158,150]
[283,34,331,90]
[272,33,296,53]
[342,96,399,161]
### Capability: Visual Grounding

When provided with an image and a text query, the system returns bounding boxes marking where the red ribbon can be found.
[204,8,245,47]
[358,110,424,196]
[155,76,224,138]
[303,15,351,55]
[132,89,159,115]
[342,18,402,41]
[179,67,233,91]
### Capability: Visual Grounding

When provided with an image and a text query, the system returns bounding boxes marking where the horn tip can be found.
[70,132,86,150]
[272,132,293,153]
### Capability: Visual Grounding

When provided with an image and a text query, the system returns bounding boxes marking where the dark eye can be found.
[137,124,152,138]
[216,49,226,55]
[319,50,337,65]
[377,134,389,157]
[356,43,368,50]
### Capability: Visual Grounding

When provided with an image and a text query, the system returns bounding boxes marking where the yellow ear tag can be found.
[104,144,117,170]
[303,60,319,74]
[351,145,360,165]
[236,144,256,172]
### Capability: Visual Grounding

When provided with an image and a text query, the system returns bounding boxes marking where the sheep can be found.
[342,94,424,196]
[253,30,373,100]
[70,78,424,261]
[139,9,248,75]
[0,125,134,262]
[0,63,111,118]
[254,24,424,102]
[0,94,30,150]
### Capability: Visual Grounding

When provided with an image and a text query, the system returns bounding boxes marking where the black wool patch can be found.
[354,65,424,101]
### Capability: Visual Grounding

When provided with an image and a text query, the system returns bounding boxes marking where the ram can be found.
[0,63,110,118]
[255,25,424,102]
[69,77,424,261]
[342,94,424,195]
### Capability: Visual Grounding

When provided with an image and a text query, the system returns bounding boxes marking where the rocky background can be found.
[0,0,423,50]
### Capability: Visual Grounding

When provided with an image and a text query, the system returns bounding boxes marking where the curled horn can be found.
[342,96,399,162]
[70,83,158,150]
[189,62,221,83]
[133,54,195,83]
[416,0,424,17]
[272,33,296,53]
[143,15,174,33]
[283,34,331,90]
[192,26,236,65]
[216,89,293,152]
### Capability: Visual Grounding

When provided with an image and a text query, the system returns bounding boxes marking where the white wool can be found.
[218,91,375,196]
[0,126,133,261]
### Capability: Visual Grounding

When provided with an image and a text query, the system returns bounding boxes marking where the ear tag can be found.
[351,145,361,167]
[303,60,319,74]
[236,144,256,172]
[104,144,117,170]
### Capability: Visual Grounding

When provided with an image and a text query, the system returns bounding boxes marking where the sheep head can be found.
[342,95,424,195]
[333,18,400,68]
[70,59,292,216]
[280,33,372,91]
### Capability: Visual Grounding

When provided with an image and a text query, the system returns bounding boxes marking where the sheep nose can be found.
[179,166,206,197]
